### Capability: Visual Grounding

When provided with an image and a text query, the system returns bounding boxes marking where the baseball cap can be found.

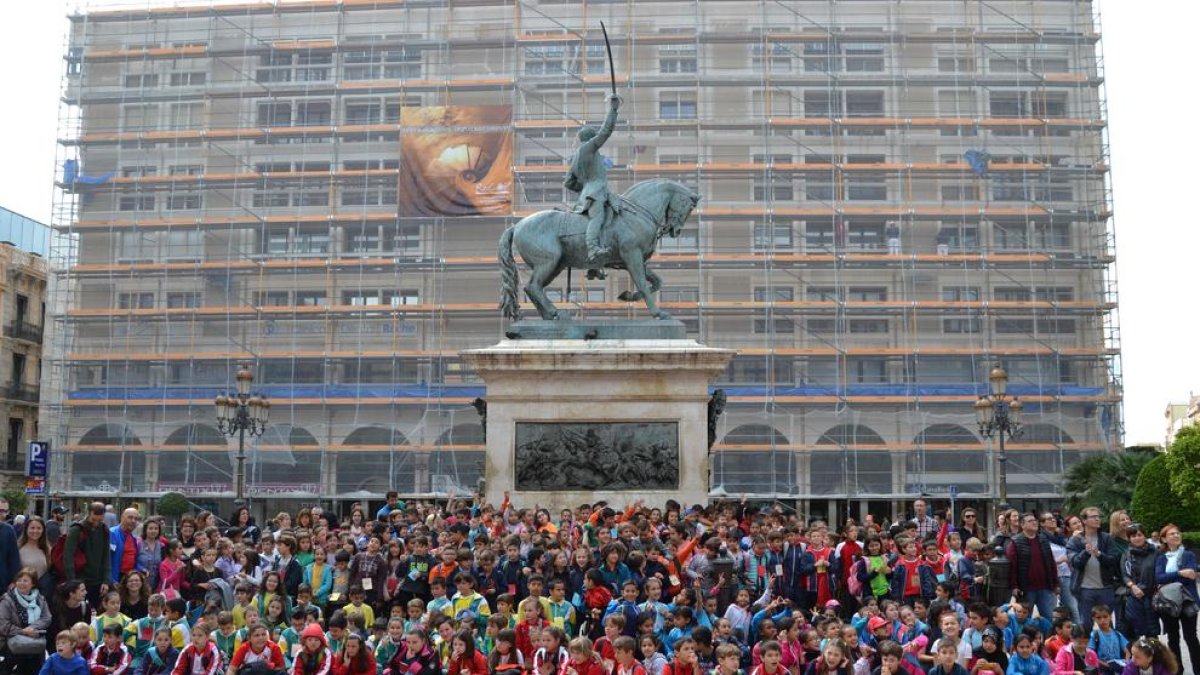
[867,616,889,632]
[824,599,840,609]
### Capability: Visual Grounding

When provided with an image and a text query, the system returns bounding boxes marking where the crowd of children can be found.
[0,496,1194,675]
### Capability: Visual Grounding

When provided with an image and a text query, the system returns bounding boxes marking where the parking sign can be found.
[26,441,49,478]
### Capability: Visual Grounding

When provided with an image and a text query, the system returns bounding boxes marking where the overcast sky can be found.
[0,1,1195,447]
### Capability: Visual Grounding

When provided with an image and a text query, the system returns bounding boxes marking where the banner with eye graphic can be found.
[397,105,514,216]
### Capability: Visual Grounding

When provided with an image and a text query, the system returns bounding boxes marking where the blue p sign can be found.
[26,441,49,478]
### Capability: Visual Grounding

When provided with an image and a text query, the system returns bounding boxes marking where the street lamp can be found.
[214,364,270,505]
[975,365,1023,506]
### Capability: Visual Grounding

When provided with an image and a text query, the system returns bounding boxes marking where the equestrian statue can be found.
[498,95,699,322]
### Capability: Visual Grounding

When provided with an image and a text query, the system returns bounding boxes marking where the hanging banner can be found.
[398,105,513,216]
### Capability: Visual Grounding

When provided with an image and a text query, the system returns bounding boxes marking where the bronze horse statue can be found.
[499,179,699,321]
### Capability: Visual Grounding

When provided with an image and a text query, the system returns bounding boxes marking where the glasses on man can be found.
[963,514,976,519]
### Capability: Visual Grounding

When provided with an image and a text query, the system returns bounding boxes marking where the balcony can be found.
[4,382,40,404]
[5,321,43,344]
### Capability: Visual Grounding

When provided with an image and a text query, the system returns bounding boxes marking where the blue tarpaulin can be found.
[67,383,1106,401]
[964,150,990,177]
[63,159,114,186]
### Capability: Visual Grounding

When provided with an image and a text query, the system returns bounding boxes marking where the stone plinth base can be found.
[462,337,734,511]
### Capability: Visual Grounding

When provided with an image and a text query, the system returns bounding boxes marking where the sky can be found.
[0,0,1195,448]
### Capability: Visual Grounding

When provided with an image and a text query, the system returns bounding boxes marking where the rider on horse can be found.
[565,92,622,261]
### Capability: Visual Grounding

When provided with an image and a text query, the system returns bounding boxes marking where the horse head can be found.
[663,182,701,239]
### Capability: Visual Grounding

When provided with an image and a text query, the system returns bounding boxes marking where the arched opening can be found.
[816,424,886,447]
[812,425,889,496]
[1015,424,1075,444]
[160,424,230,486]
[435,423,484,446]
[247,423,321,491]
[721,424,789,446]
[913,424,980,446]
[338,426,414,495]
[78,424,142,446]
[343,426,410,446]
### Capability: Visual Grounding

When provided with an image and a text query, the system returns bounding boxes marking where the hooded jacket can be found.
[294,623,333,675]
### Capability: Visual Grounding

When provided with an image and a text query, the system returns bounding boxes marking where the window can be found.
[1036,178,1073,202]
[118,195,155,211]
[169,165,203,176]
[659,93,697,119]
[803,41,836,72]
[660,287,699,303]
[341,185,398,206]
[659,44,697,73]
[292,231,330,254]
[753,223,794,250]
[994,287,1032,302]
[343,47,421,80]
[345,101,382,125]
[804,222,834,250]
[122,104,159,131]
[1032,223,1070,249]
[753,174,794,201]
[943,317,982,334]
[805,177,835,201]
[843,43,884,72]
[166,193,201,210]
[166,292,201,308]
[296,291,327,306]
[844,91,884,117]
[846,174,887,200]
[993,223,1028,249]
[849,319,889,333]
[121,166,157,178]
[804,90,840,117]
[848,287,887,302]
[257,102,292,127]
[990,91,1028,118]
[296,100,332,126]
[850,358,887,383]
[942,286,980,302]
[1034,287,1074,302]
[846,221,884,250]
[659,227,698,253]
[252,192,290,208]
[807,286,841,302]
[1032,92,1068,118]
[752,42,793,73]
[753,287,794,302]
[117,292,154,309]
[992,176,1031,201]
[941,184,979,201]
[296,51,333,81]
[168,72,206,86]
[753,318,794,334]
[938,56,975,73]
[522,175,564,204]
[124,73,159,88]
[254,291,290,307]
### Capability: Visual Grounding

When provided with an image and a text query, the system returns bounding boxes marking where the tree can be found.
[1062,447,1156,515]
[1165,426,1200,509]
[1131,454,1200,532]
[0,489,28,516]
[156,491,190,535]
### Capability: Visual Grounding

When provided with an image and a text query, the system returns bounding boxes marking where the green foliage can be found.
[1165,426,1200,509]
[0,489,29,515]
[157,491,190,517]
[1062,447,1156,515]
[1132,454,1200,532]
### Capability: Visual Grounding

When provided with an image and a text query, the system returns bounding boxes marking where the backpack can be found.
[847,558,865,598]
[50,522,89,579]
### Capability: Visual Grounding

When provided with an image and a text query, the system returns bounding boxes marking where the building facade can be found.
[1,212,50,489]
[48,0,1121,520]
[1165,394,1198,448]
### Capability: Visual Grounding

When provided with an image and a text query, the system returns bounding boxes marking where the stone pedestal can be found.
[462,331,734,511]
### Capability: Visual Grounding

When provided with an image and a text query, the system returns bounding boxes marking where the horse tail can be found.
[498,226,522,321]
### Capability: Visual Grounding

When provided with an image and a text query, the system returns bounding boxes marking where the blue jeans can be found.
[1075,586,1116,632]
[1059,575,1080,623]
[1123,592,1159,639]
[1024,588,1058,621]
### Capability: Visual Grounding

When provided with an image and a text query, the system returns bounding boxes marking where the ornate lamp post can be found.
[214,364,270,505]
[975,365,1023,506]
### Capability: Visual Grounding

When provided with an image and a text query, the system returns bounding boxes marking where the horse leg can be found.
[621,249,670,320]
[618,266,661,303]
[525,259,565,320]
